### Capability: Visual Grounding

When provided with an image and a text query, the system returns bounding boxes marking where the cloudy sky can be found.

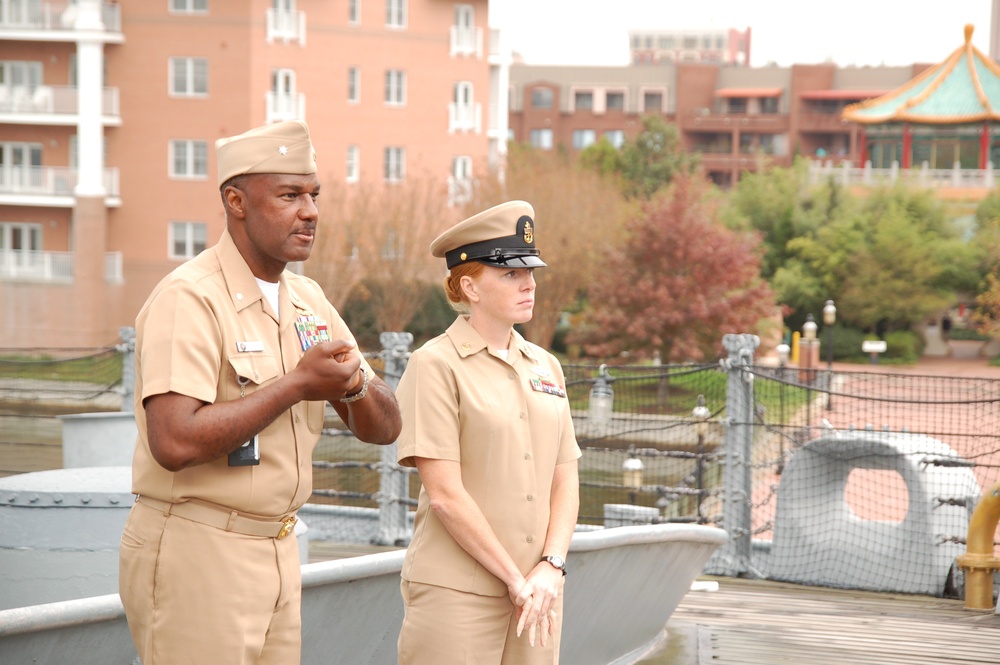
[491,0,993,68]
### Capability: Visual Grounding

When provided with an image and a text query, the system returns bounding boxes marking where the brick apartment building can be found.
[0,0,501,348]
[508,60,933,188]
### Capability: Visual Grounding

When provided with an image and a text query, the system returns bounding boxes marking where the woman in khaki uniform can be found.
[396,201,581,665]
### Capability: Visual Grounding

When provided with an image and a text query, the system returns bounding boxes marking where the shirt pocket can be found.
[225,353,281,402]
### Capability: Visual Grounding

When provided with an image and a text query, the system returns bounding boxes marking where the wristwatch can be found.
[542,555,567,575]
[340,367,371,403]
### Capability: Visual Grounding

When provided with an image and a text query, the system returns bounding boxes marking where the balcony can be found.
[266,8,305,45]
[0,85,121,125]
[681,111,789,133]
[696,151,792,172]
[0,165,120,207]
[266,92,306,124]
[450,26,482,58]
[0,1,122,42]
[798,111,853,133]
[448,102,482,134]
[0,249,122,283]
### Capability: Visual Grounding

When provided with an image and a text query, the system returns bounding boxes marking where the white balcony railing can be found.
[266,8,305,45]
[0,249,122,283]
[0,85,120,118]
[0,166,120,198]
[809,159,996,189]
[447,176,473,207]
[266,91,306,124]
[0,1,121,33]
[450,26,482,57]
[448,102,482,134]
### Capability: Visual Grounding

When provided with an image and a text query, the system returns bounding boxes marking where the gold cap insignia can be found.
[523,220,534,244]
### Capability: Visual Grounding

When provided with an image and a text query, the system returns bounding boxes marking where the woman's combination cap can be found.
[430,200,547,270]
[215,120,317,187]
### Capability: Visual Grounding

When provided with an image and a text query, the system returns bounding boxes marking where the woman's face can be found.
[466,265,537,326]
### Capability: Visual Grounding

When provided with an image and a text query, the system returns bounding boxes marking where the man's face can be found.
[232,172,320,281]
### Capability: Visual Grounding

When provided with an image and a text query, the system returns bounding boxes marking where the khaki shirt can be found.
[396,316,581,596]
[131,229,368,517]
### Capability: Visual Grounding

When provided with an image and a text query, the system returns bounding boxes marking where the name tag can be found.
[236,341,264,353]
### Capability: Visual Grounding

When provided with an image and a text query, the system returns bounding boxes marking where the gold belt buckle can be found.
[277,515,297,539]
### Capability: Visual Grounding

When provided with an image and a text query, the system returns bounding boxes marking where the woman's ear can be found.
[460,275,479,303]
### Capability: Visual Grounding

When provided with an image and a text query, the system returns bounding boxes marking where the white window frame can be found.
[169,57,208,97]
[383,146,405,182]
[529,128,553,150]
[170,0,208,13]
[386,0,406,28]
[169,221,208,261]
[450,4,478,57]
[169,139,209,179]
[604,129,626,149]
[346,145,360,183]
[348,67,360,103]
[0,141,42,190]
[448,155,472,206]
[384,69,406,106]
[572,129,596,150]
[348,0,360,24]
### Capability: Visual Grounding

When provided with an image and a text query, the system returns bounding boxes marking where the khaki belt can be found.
[136,496,298,539]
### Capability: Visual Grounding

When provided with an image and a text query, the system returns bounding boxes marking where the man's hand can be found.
[293,339,363,401]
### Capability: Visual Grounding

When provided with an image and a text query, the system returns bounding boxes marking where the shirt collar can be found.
[445,316,537,364]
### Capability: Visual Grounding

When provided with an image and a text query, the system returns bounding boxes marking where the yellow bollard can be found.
[956,484,1000,610]
[791,330,801,365]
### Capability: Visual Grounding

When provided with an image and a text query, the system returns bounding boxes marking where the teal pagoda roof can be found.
[843,25,1000,125]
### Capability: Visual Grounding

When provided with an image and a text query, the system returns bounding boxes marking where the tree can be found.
[573,174,776,362]
[306,180,371,311]
[617,115,698,200]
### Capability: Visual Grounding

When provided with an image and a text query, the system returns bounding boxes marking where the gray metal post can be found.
[372,331,413,546]
[706,333,759,577]
[118,326,136,413]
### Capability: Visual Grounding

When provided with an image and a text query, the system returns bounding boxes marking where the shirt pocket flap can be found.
[227,353,280,388]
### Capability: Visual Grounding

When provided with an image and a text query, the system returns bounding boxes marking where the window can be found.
[386,0,406,28]
[449,155,472,206]
[643,91,663,113]
[170,0,208,12]
[0,142,43,190]
[384,146,405,182]
[531,88,553,109]
[572,129,596,150]
[268,68,298,122]
[170,140,208,179]
[385,69,406,105]
[606,92,625,111]
[169,222,207,260]
[267,0,303,44]
[169,57,208,97]
[760,97,779,114]
[574,91,593,111]
[604,130,625,149]
[682,36,697,48]
[348,0,360,23]
[348,67,360,103]
[450,81,477,132]
[346,145,359,182]
[452,4,476,56]
[0,222,43,277]
[727,98,747,114]
[528,129,553,150]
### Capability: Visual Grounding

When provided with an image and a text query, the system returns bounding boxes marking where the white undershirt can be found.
[494,349,509,361]
[256,278,280,318]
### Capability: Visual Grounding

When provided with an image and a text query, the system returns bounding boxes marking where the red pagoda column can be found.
[902,123,911,169]
[981,121,990,169]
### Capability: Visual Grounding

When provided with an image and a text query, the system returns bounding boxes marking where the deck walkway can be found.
[645,576,1000,665]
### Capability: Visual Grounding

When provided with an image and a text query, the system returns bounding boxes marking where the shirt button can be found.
[508,373,516,380]
[519,412,526,419]
[526,535,534,543]
[524,453,531,460]
[295,415,300,423]
[527,494,534,501]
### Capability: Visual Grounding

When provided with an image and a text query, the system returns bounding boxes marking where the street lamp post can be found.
[823,300,836,410]
[802,315,817,437]
[622,450,644,506]
[775,343,790,474]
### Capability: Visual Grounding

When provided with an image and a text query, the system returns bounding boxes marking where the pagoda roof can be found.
[843,25,1000,125]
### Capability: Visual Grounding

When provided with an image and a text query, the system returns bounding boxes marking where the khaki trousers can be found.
[119,499,302,665]
[398,580,562,665]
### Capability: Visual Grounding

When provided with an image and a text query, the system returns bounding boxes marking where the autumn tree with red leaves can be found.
[573,174,777,362]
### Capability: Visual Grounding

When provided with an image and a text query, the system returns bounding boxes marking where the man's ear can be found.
[223,185,247,219]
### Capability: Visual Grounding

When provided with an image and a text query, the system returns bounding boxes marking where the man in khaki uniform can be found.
[118,120,401,665]
[396,201,581,665]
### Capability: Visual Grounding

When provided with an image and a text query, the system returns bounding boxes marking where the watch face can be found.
[545,555,565,569]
